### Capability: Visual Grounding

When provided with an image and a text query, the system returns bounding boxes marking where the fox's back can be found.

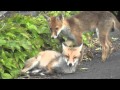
[67,11,116,31]
[73,11,115,22]
[38,50,61,67]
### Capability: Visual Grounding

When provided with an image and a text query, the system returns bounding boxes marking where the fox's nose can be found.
[69,63,72,67]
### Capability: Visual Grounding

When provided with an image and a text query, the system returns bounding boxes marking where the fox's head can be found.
[62,43,83,67]
[44,14,66,39]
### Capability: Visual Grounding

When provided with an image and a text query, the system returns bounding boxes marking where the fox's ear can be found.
[78,43,83,51]
[57,14,64,21]
[62,43,67,50]
[43,15,51,22]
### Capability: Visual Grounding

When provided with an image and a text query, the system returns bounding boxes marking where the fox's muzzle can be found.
[68,63,72,67]
[51,32,58,39]
[67,62,74,67]
[66,58,79,67]
[51,35,58,39]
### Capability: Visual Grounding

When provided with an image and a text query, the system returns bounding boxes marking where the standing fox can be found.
[21,43,83,74]
[44,11,120,62]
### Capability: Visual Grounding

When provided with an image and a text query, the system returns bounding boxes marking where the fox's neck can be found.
[62,20,70,31]
[57,54,66,64]
[61,20,77,43]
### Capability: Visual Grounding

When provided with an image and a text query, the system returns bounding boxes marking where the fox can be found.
[44,11,120,62]
[21,43,83,75]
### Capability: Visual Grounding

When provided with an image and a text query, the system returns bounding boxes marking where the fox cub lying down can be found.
[21,43,83,75]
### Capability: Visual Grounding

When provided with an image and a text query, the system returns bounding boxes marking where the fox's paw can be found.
[109,47,114,54]
[39,72,45,76]
[42,70,54,75]
[101,57,107,62]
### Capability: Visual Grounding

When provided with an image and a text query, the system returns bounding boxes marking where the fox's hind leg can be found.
[99,34,110,62]
[21,57,40,74]
[107,33,114,55]
[98,25,113,62]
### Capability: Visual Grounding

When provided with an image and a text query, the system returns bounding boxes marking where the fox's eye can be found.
[73,57,77,59]
[50,28,52,31]
[55,27,58,30]
[65,55,69,59]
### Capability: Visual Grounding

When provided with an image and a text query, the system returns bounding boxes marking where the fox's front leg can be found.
[99,35,110,62]
[79,47,84,63]
[44,63,54,75]
[44,66,54,75]
[45,60,58,75]
[74,32,83,46]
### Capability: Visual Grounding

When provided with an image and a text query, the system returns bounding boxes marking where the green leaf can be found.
[1,50,7,60]
[15,45,21,51]
[26,22,37,30]
[10,27,16,30]
[10,69,20,78]
[0,39,6,46]
[39,26,49,34]
[6,32,16,38]
[21,43,30,50]
[1,73,13,79]
[6,62,17,69]
[0,66,4,73]
[0,59,5,65]
[19,62,24,69]
[8,42,18,52]
[20,33,30,39]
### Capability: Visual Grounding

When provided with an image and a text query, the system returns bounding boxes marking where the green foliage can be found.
[82,31,94,47]
[0,13,59,79]
[44,11,79,17]
[0,11,93,79]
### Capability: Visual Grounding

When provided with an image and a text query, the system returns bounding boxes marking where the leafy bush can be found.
[82,31,94,47]
[0,11,93,79]
[0,13,59,79]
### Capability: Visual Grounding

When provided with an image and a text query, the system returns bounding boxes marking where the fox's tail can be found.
[113,16,120,32]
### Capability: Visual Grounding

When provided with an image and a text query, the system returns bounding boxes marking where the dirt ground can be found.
[18,30,120,79]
